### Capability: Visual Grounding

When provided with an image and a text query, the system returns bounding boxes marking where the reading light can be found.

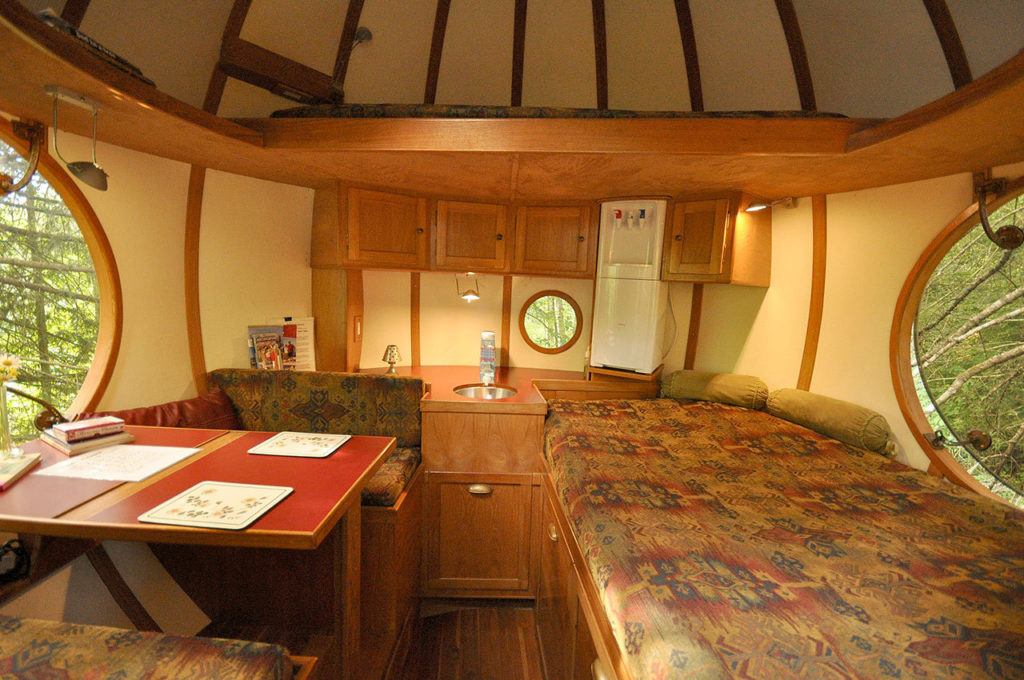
[0,121,45,196]
[46,85,109,191]
[745,197,796,213]
[456,272,481,302]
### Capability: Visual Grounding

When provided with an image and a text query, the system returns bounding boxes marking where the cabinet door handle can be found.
[496,233,504,241]
[577,235,585,242]
[416,227,425,234]
[548,523,559,542]
[467,483,493,496]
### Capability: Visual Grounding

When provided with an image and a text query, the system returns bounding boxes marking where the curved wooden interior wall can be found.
[797,195,827,390]
[890,175,1024,502]
[0,119,123,414]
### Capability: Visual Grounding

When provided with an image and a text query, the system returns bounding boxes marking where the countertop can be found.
[360,365,585,414]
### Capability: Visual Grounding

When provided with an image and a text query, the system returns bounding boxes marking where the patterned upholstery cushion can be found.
[0,615,292,679]
[208,369,423,448]
[360,446,421,507]
[545,398,1024,680]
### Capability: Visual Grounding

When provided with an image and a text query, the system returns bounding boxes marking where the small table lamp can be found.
[382,345,402,374]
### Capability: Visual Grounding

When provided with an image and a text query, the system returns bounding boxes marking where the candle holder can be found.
[381,345,402,374]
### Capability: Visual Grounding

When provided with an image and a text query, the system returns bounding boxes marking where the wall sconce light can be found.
[46,85,109,191]
[976,178,1023,250]
[0,121,45,196]
[745,197,796,213]
[381,344,401,374]
[456,272,480,302]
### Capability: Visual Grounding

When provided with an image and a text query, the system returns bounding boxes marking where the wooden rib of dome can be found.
[0,1,1022,202]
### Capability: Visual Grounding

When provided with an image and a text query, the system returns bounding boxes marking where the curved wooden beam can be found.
[59,0,90,29]
[511,0,528,106]
[797,195,826,389]
[333,0,366,97]
[424,0,452,105]
[672,0,703,111]
[591,0,608,109]
[922,0,972,90]
[86,544,161,632]
[774,0,816,111]
[683,283,703,369]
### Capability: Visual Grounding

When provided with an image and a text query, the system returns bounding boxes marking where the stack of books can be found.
[41,416,134,456]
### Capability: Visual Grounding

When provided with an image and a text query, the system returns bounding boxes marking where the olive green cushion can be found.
[660,370,769,411]
[766,388,897,456]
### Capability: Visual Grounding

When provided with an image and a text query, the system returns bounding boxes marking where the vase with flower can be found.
[0,355,22,459]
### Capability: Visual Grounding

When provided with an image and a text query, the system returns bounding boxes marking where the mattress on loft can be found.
[271,103,848,120]
[544,398,1024,680]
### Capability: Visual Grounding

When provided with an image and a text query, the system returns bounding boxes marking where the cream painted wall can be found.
[795,0,953,118]
[345,0,436,104]
[199,170,314,371]
[242,0,347,75]
[360,270,413,369]
[690,0,800,111]
[436,0,515,105]
[947,0,1024,78]
[605,0,691,111]
[419,272,504,365]
[522,0,597,108]
[509,276,593,371]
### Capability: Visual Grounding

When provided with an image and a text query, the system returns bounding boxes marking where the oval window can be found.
[519,290,583,354]
[911,189,1023,507]
[1,138,105,443]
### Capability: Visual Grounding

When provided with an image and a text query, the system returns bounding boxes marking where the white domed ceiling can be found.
[20,0,1024,121]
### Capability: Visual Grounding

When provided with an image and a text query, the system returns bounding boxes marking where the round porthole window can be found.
[519,290,583,354]
[894,184,1023,508]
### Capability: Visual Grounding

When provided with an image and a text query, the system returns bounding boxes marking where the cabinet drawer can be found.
[423,472,540,596]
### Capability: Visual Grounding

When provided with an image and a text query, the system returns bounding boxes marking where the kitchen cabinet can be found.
[537,486,579,680]
[344,187,429,268]
[421,410,544,598]
[514,205,596,277]
[435,200,509,272]
[662,195,771,286]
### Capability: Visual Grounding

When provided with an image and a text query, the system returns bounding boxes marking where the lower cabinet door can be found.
[423,472,538,595]
[537,487,579,680]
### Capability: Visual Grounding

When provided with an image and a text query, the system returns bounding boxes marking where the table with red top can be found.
[0,425,396,680]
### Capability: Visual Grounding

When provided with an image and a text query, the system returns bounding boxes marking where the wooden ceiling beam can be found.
[590,0,607,109]
[218,36,335,104]
[672,0,703,112]
[332,0,365,100]
[921,0,972,90]
[774,0,816,111]
[511,0,528,106]
[424,0,451,105]
[59,0,90,29]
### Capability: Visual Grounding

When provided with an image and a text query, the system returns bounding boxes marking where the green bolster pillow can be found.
[661,370,769,411]
[766,388,897,456]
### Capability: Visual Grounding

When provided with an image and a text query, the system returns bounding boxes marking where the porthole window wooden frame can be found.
[890,176,1024,504]
[518,289,583,355]
[0,120,122,415]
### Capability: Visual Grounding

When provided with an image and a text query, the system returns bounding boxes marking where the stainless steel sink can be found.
[453,383,518,400]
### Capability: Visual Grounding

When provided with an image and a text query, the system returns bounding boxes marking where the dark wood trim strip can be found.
[86,544,161,632]
[218,37,335,103]
[774,0,816,111]
[672,0,703,112]
[591,0,608,109]
[511,0,528,106]
[411,272,421,367]
[797,195,827,390]
[500,275,513,367]
[346,269,364,372]
[424,0,452,104]
[332,0,366,97]
[184,166,209,394]
[922,0,972,89]
[59,0,90,29]
[683,283,703,369]
[186,0,252,394]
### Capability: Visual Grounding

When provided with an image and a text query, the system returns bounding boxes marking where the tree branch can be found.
[936,343,1024,405]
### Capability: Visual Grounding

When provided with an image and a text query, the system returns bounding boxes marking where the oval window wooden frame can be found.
[0,120,122,414]
[890,177,1024,504]
[518,290,583,355]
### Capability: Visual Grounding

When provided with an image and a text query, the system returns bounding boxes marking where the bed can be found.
[544,397,1024,679]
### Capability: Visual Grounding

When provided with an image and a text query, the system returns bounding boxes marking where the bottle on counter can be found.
[480,330,496,385]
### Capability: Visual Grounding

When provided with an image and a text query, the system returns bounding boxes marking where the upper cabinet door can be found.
[663,198,730,280]
[345,188,429,268]
[513,205,596,277]
[435,200,509,272]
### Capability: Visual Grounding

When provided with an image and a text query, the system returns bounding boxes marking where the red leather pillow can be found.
[77,388,241,430]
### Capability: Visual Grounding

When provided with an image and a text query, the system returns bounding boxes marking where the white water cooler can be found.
[590,200,669,374]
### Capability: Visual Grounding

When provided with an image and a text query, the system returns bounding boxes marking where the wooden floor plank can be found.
[399,605,544,680]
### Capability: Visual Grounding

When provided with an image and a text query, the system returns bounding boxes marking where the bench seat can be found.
[0,615,293,679]
[361,446,421,507]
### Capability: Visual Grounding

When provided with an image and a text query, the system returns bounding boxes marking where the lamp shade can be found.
[381,344,401,364]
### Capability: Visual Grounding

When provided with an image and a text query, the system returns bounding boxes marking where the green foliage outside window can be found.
[0,140,100,443]
[914,192,1023,508]
[524,294,578,350]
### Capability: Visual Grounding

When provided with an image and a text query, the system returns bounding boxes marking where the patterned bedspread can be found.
[545,399,1024,680]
